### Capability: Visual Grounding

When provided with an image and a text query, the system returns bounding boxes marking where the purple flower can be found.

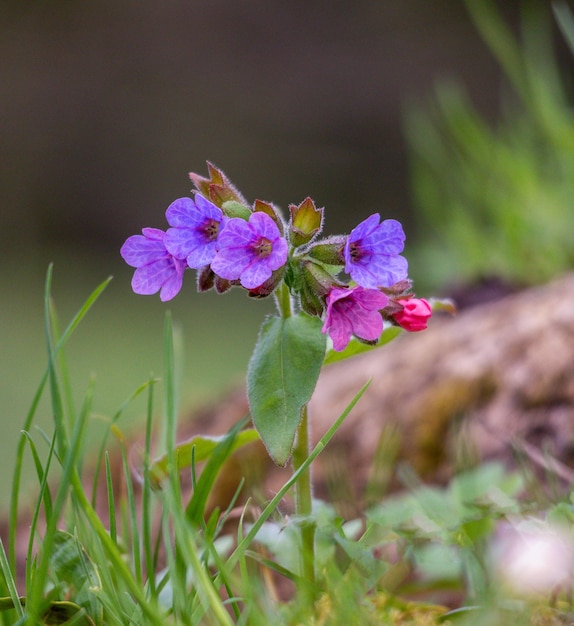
[120,228,186,301]
[164,196,226,269]
[322,286,388,352]
[344,214,408,288]
[210,212,288,290]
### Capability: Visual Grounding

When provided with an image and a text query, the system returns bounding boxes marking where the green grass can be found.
[1,268,573,625]
[405,0,574,291]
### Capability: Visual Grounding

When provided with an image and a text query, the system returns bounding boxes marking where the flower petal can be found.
[348,213,380,244]
[239,260,272,290]
[159,269,184,301]
[367,219,406,255]
[267,237,289,271]
[352,288,388,310]
[347,307,383,342]
[210,245,252,281]
[355,253,408,288]
[250,211,281,240]
[121,233,166,268]
[131,258,175,295]
[165,197,199,228]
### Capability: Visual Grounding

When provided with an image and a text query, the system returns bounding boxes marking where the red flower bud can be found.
[393,298,432,332]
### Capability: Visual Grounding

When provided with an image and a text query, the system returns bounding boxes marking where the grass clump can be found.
[0,269,573,625]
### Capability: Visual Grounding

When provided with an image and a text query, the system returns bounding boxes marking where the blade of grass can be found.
[25,431,57,595]
[118,434,142,585]
[90,378,157,507]
[69,471,167,625]
[104,452,117,546]
[142,376,158,602]
[162,485,234,626]
[554,1,574,56]
[9,267,112,569]
[20,431,53,521]
[185,415,251,525]
[23,377,95,622]
[464,0,529,103]
[0,538,24,620]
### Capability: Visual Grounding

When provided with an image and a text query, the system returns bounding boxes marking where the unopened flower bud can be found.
[288,197,324,247]
[302,260,343,298]
[189,161,248,208]
[214,275,236,294]
[222,200,252,220]
[392,297,432,332]
[381,279,413,297]
[306,236,346,266]
[197,265,215,292]
[299,281,325,317]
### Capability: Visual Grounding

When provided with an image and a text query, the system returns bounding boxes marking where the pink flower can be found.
[322,286,388,352]
[393,298,432,332]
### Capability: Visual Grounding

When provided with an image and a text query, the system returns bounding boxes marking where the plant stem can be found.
[292,404,316,587]
[275,281,293,319]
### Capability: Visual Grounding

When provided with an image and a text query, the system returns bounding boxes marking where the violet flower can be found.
[164,196,226,269]
[322,286,389,351]
[344,214,408,288]
[120,227,186,301]
[211,212,288,290]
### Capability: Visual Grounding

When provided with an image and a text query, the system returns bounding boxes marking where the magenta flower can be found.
[393,297,432,332]
[210,212,288,290]
[164,196,226,269]
[120,228,186,301]
[344,214,408,288]
[322,286,389,351]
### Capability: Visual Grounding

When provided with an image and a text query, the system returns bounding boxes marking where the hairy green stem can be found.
[292,404,316,587]
[275,281,293,319]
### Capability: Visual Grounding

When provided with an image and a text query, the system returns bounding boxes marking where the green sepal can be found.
[222,200,252,220]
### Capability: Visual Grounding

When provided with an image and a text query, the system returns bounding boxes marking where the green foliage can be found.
[4,269,574,625]
[406,0,574,290]
[247,312,326,466]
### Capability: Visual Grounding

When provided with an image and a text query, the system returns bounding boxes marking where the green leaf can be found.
[248,313,326,466]
[49,530,102,624]
[150,427,260,487]
[324,325,401,365]
[0,597,96,625]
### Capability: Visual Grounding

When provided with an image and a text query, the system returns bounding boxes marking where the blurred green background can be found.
[3,0,574,509]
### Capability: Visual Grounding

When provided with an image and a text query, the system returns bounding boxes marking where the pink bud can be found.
[393,298,432,332]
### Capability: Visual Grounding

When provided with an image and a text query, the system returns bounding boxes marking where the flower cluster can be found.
[121,163,431,350]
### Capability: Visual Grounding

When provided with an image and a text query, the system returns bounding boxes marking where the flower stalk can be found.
[292,404,316,587]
